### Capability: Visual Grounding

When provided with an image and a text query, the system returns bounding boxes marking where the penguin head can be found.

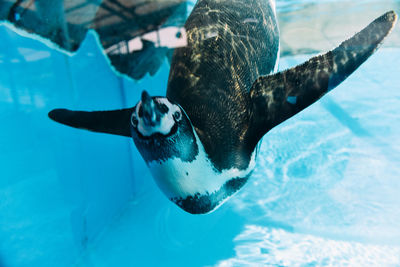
[130,90,198,164]
[131,90,183,137]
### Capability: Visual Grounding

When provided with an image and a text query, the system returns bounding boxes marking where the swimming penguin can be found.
[48,0,398,214]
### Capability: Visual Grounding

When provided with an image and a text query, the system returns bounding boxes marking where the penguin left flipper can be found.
[249,11,397,140]
[48,108,134,137]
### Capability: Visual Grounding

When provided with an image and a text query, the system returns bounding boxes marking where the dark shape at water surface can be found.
[108,39,171,79]
[0,0,189,80]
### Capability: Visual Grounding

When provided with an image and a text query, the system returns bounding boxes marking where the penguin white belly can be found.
[147,131,256,201]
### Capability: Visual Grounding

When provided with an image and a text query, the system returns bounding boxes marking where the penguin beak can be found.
[141,90,159,127]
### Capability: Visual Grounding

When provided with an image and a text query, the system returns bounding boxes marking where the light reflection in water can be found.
[216,225,400,266]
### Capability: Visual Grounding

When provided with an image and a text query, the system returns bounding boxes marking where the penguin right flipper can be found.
[48,108,134,137]
[249,11,397,142]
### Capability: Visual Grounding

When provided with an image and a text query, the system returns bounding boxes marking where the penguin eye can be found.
[173,110,182,121]
[158,103,169,113]
[131,113,138,127]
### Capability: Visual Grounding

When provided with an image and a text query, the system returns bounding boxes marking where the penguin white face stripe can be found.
[134,98,181,137]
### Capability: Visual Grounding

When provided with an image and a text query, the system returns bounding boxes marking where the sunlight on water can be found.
[216,225,400,266]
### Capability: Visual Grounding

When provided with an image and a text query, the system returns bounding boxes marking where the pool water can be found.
[1,1,400,266]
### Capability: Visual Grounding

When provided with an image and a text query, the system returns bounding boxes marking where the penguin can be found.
[48,0,398,214]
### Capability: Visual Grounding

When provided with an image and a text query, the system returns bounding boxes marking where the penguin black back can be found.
[167,0,280,171]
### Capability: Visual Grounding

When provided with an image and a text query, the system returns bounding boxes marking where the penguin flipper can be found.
[48,108,134,137]
[249,11,397,141]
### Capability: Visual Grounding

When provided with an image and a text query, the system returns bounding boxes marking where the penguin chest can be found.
[147,142,256,214]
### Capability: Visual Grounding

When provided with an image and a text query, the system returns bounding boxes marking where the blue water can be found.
[1,3,400,267]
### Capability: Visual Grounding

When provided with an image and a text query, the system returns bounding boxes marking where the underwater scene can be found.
[0,0,400,266]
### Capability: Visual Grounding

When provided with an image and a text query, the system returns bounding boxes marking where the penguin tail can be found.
[249,10,397,142]
[48,108,134,137]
